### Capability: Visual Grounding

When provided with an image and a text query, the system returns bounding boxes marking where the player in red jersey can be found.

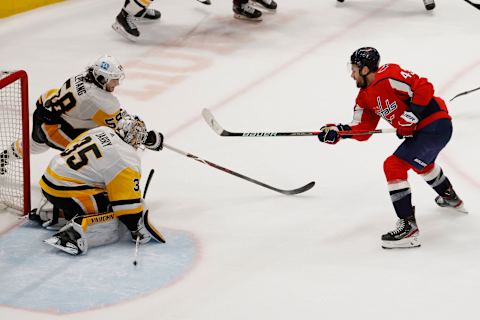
[318,47,466,249]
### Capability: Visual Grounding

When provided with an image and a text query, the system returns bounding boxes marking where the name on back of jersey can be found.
[95,131,113,147]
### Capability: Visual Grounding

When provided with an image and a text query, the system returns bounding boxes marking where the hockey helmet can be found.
[115,116,148,149]
[350,47,380,72]
[89,55,125,89]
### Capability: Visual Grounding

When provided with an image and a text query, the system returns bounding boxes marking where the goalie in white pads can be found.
[32,117,165,255]
[0,55,163,175]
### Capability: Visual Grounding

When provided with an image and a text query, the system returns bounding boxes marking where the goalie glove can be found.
[144,130,164,151]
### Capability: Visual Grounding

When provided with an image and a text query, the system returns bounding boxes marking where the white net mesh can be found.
[0,71,28,214]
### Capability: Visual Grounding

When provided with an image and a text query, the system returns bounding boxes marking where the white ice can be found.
[1,0,480,319]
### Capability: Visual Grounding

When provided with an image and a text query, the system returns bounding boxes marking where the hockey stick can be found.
[196,0,211,5]
[464,0,480,10]
[202,108,396,137]
[163,143,315,195]
[450,85,480,102]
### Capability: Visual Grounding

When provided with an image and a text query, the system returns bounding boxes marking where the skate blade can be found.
[44,237,80,255]
[233,14,263,22]
[454,203,468,214]
[111,22,139,42]
[438,201,469,214]
[382,236,421,249]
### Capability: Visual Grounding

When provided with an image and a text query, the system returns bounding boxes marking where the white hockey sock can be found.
[123,0,152,16]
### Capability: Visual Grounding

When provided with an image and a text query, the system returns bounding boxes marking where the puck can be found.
[133,260,137,266]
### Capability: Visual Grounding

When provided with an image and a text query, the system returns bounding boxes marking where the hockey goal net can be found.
[0,70,30,215]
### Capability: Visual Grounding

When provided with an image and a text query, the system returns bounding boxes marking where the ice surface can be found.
[0,0,479,319]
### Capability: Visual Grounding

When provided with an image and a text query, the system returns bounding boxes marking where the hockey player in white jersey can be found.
[0,55,163,175]
[34,117,165,255]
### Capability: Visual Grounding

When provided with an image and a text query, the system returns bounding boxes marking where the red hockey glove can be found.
[318,123,352,144]
[396,111,419,139]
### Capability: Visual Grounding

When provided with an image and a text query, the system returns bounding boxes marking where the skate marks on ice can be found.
[117,10,303,102]
[0,221,199,314]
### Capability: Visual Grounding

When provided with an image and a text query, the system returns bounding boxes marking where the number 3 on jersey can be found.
[61,136,103,170]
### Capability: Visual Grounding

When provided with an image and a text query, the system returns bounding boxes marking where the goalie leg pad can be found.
[131,210,166,244]
[44,220,88,255]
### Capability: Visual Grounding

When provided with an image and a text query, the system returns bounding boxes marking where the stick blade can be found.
[202,108,225,135]
[197,0,212,4]
[279,181,315,195]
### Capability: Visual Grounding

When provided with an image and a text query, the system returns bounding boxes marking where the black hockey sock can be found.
[390,187,414,219]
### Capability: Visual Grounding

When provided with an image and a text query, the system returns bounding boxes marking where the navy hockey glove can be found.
[318,123,352,144]
[396,111,418,139]
[34,101,61,124]
[144,130,164,151]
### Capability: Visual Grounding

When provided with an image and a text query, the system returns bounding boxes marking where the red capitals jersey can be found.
[349,63,451,141]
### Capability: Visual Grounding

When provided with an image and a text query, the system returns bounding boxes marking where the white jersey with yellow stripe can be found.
[44,72,126,130]
[40,126,144,217]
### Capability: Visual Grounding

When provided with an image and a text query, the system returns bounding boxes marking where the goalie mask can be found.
[87,55,125,90]
[115,117,148,149]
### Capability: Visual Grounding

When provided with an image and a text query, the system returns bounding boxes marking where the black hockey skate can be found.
[423,0,435,10]
[252,0,278,11]
[233,2,263,21]
[112,9,140,41]
[435,186,467,213]
[136,8,161,22]
[0,150,8,175]
[381,215,420,249]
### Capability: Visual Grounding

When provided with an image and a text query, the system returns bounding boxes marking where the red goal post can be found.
[0,70,30,215]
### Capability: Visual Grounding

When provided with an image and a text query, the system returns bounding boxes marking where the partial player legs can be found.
[251,0,278,11]
[415,164,467,213]
[112,0,161,40]
[382,155,420,249]
[423,0,435,10]
[113,9,140,40]
[233,0,263,21]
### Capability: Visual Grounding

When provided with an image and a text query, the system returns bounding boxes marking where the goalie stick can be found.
[450,85,480,102]
[134,168,156,266]
[163,143,315,195]
[202,108,396,137]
